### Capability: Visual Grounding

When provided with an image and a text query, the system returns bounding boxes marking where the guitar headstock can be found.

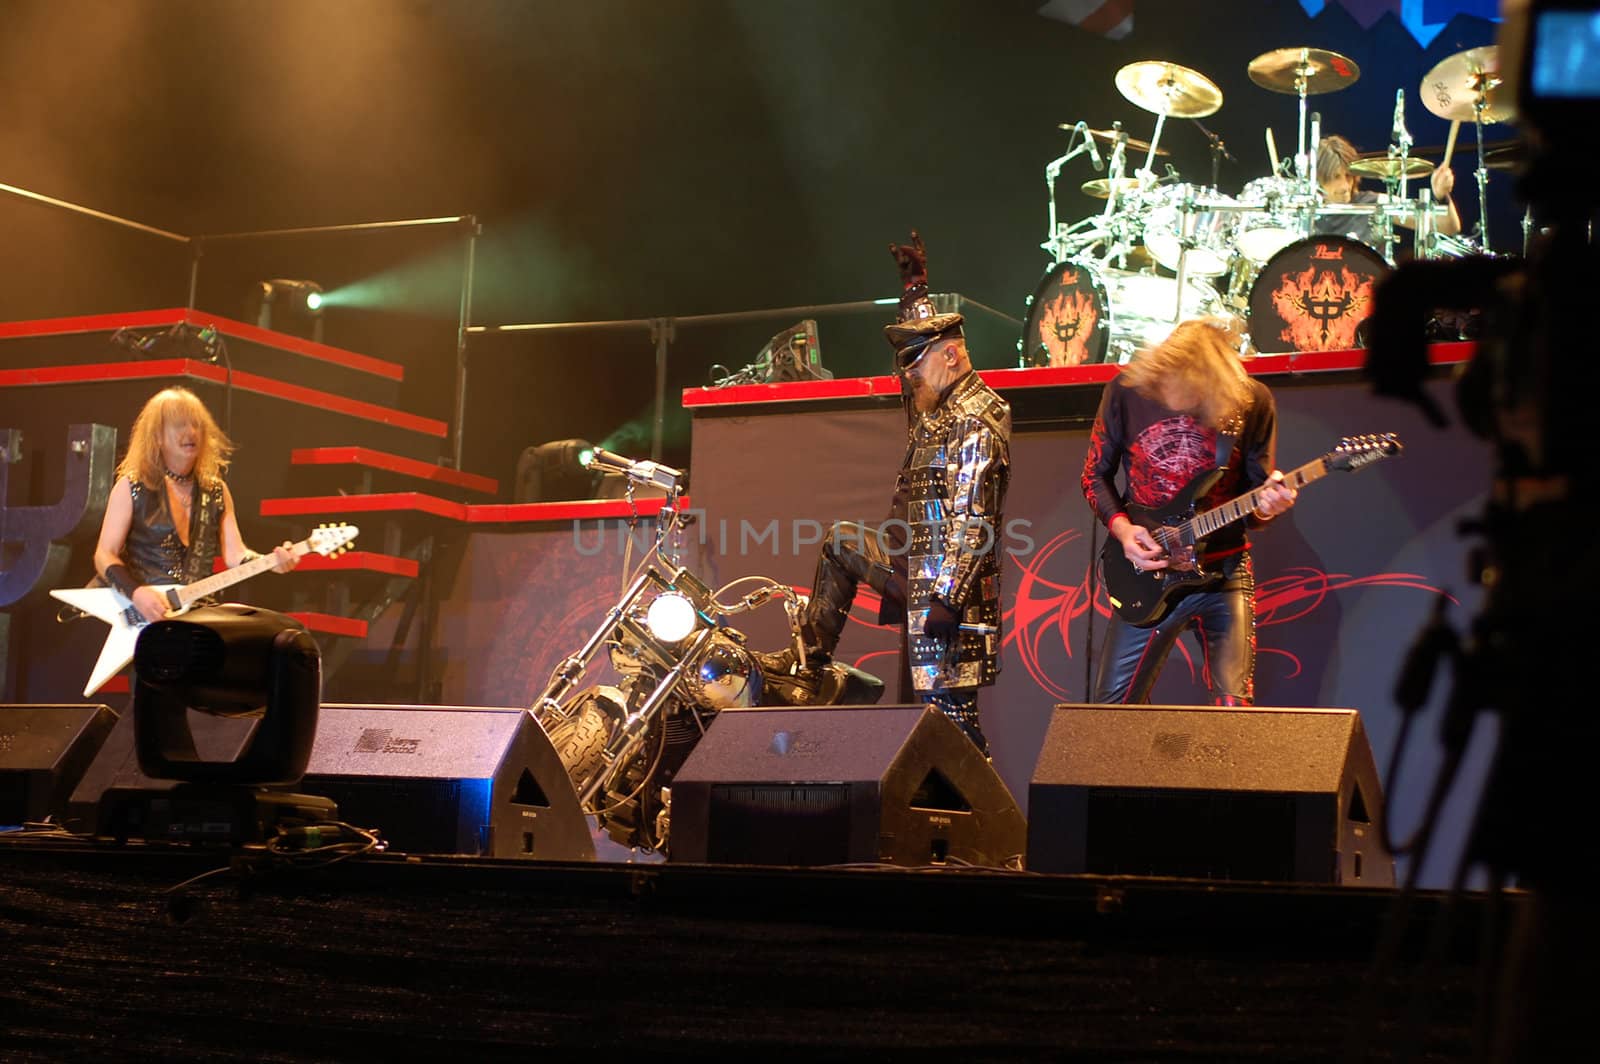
[310,522,360,557]
[1328,433,1403,473]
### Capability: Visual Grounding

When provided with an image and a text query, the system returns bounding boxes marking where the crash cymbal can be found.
[1081,177,1144,199]
[1115,61,1223,118]
[1348,156,1436,180]
[1247,47,1360,95]
[1421,46,1513,123]
[1056,125,1172,157]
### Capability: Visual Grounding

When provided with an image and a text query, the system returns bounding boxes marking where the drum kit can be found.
[1022,43,1516,366]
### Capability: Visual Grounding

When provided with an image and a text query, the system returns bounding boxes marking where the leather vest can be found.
[886,371,1011,692]
[123,478,224,586]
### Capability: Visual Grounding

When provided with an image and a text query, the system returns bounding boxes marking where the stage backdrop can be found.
[423,369,1494,887]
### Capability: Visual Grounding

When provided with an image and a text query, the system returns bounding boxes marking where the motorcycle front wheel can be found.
[545,692,613,796]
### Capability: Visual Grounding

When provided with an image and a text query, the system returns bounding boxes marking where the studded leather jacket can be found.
[123,478,224,586]
[884,370,1011,693]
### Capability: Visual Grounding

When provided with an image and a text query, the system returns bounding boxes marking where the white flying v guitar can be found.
[51,522,358,697]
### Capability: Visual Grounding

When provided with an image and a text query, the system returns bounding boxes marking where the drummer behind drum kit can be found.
[1022,44,1516,367]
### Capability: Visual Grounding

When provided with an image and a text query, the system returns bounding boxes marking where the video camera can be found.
[1364,0,1598,884]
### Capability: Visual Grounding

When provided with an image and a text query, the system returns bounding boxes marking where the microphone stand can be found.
[1044,122,1096,265]
[1193,119,1234,191]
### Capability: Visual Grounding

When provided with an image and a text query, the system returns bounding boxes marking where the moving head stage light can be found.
[98,604,337,844]
[252,278,327,341]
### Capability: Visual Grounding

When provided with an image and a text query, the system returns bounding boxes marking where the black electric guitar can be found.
[1100,434,1402,627]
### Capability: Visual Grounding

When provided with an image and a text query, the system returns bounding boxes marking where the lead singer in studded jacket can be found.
[759,232,1011,754]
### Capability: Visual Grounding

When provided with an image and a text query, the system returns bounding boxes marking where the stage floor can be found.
[0,841,1490,1061]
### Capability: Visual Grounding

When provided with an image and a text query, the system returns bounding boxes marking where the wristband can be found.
[104,564,140,599]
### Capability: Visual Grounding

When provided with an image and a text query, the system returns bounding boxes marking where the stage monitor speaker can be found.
[0,704,117,825]
[298,704,594,862]
[67,710,290,835]
[1028,704,1393,885]
[668,704,1025,868]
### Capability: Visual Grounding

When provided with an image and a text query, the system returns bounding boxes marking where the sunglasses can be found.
[895,336,944,373]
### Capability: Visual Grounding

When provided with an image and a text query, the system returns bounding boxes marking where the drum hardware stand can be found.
[1295,111,1323,247]
[1172,190,1197,324]
[1293,51,1314,197]
[1415,185,1436,260]
[1194,119,1234,191]
[1470,89,1497,253]
[1044,124,1094,264]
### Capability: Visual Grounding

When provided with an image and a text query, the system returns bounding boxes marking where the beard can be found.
[910,379,941,413]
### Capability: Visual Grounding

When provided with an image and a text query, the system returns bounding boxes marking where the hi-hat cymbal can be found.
[1056,125,1171,157]
[1247,47,1360,95]
[1081,177,1144,199]
[1421,46,1513,123]
[1115,60,1223,118]
[1348,156,1435,180]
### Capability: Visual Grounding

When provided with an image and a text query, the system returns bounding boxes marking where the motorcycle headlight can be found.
[645,591,698,644]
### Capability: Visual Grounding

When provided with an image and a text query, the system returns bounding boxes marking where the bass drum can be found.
[1247,235,1390,353]
[1020,260,1112,366]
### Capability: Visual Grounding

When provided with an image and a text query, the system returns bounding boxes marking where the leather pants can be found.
[805,521,989,754]
[1091,552,1257,706]
[803,521,902,657]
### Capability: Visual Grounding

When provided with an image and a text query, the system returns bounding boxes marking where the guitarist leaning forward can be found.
[1080,319,1297,706]
[94,386,298,624]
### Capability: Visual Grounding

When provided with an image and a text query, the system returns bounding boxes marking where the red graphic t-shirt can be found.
[1081,374,1277,559]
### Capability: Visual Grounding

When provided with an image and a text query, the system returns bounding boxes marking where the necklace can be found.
[164,467,195,485]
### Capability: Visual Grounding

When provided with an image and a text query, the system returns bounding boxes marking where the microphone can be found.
[1393,88,1407,143]
[1079,122,1104,172]
[583,447,685,494]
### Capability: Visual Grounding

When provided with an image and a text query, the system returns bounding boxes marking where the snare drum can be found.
[1246,235,1390,353]
[1142,184,1240,277]
[1020,260,1111,366]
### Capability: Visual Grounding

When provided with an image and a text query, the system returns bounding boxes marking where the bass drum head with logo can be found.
[1247,235,1390,353]
[1021,260,1111,366]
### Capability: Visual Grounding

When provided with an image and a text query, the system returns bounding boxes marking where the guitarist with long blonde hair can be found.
[93,386,298,625]
[1080,319,1297,705]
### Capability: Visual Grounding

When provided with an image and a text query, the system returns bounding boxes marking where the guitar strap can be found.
[1214,429,1239,474]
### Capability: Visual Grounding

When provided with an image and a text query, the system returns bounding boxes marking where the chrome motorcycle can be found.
[529,454,883,855]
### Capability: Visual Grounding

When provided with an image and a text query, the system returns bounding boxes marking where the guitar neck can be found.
[1183,457,1330,540]
[176,540,311,608]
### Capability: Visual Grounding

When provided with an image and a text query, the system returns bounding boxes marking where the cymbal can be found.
[1365,137,1525,170]
[1081,177,1144,199]
[1114,61,1223,118]
[1247,47,1360,95]
[1421,46,1513,123]
[1057,125,1171,157]
[1348,156,1435,179]
[1483,140,1526,170]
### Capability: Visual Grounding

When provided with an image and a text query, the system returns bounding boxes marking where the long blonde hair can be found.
[1120,318,1253,429]
[116,387,233,489]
